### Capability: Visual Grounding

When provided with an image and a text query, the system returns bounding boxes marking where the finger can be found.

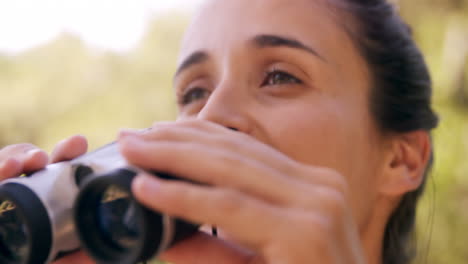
[122,137,304,205]
[153,120,191,129]
[118,123,176,138]
[22,149,49,172]
[133,173,283,248]
[118,128,144,137]
[121,136,331,209]
[164,120,347,191]
[0,143,37,160]
[53,251,95,264]
[123,121,292,171]
[50,135,88,163]
[0,144,49,174]
[0,158,22,180]
[120,121,338,187]
[159,232,254,264]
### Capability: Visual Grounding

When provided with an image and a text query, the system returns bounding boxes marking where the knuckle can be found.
[286,212,331,244]
[153,126,175,139]
[179,119,205,129]
[313,187,348,224]
[169,186,197,214]
[319,168,349,194]
[304,214,335,241]
[215,134,240,150]
[216,150,241,168]
[213,188,244,214]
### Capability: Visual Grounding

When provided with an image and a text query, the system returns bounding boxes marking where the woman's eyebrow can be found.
[252,34,327,62]
[175,51,209,78]
[174,34,326,79]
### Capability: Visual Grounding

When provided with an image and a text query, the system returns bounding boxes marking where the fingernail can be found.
[118,129,140,138]
[120,135,142,144]
[119,136,147,154]
[26,149,42,158]
[133,174,160,195]
[153,121,172,126]
[152,121,173,129]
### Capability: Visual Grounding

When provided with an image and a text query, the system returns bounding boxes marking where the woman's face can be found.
[173,0,386,229]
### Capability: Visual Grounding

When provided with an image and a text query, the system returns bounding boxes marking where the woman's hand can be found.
[119,120,367,264]
[0,135,96,264]
[0,135,88,182]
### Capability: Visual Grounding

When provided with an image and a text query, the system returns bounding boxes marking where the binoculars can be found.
[0,143,199,264]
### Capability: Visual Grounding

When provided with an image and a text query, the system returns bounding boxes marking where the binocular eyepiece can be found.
[0,143,199,264]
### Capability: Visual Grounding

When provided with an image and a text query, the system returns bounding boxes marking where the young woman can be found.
[0,0,438,263]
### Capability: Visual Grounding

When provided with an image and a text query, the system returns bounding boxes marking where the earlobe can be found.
[379,131,431,197]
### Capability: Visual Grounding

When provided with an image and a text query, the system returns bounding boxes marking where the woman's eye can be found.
[178,87,209,105]
[262,70,302,86]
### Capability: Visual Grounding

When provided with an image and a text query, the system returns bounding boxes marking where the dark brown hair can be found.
[329,0,439,263]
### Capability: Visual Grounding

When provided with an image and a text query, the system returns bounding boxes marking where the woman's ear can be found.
[378,130,431,197]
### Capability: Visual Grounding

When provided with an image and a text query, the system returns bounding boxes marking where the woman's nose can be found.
[196,82,253,134]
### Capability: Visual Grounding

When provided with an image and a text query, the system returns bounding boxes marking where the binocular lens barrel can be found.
[0,183,53,264]
[75,168,199,264]
[97,185,141,251]
[0,199,28,261]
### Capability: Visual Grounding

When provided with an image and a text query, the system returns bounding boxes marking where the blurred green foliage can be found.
[0,15,188,151]
[0,1,467,263]
[399,1,468,264]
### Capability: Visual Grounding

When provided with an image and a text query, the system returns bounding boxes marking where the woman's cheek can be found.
[265,102,347,169]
